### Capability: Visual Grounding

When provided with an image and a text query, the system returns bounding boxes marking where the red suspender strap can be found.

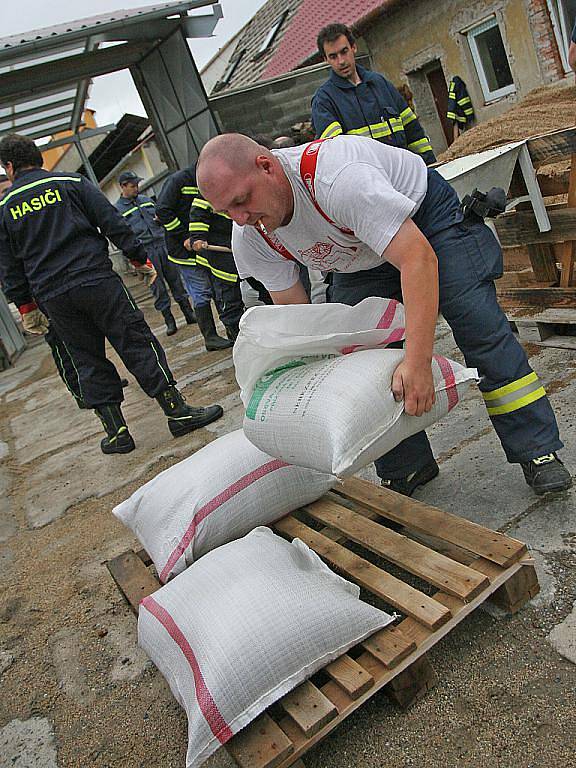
[299,139,354,236]
[255,223,296,261]
[255,138,354,261]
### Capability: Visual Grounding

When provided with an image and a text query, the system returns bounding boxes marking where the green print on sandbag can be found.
[246,360,307,421]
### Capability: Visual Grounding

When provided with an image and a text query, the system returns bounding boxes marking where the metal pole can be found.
[74,136,100,187]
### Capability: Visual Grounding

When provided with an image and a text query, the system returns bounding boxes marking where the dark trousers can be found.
[44,325,86,409]
[146,240,188,313]
[331,219,562,477]
[211,276,244,328]
[42,274,175,408]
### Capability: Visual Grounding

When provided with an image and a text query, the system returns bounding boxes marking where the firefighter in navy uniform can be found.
[311,23,435,165]
[186,193,244,341]
[155,165,232,350]
[115,170,196,336]
[0,133,223,454]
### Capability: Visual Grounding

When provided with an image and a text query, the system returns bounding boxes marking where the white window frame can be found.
[546,0,573,74]
[467,16,516,102]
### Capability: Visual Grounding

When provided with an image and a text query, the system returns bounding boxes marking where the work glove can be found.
[18,303,49,335]
[130,259,157,286]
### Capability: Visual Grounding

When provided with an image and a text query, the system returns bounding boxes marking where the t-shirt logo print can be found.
[298,241,338,267]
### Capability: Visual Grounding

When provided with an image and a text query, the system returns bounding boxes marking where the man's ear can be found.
[255,155,273,174]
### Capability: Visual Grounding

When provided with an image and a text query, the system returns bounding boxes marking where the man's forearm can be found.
[269,279,310,305]
[400,248,438,365]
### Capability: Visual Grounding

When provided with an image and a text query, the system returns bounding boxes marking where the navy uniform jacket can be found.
[0,168,147,307]
[311,65,436,165]
[446,77,474,126]
[189,194,239,283]
[115,193,165,246]
[155,166,198,266]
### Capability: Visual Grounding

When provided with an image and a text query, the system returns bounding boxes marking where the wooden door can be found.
[426,63,453,145]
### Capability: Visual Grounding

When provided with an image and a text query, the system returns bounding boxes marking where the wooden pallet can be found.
[507,307,576,350]
[107,477,539,768]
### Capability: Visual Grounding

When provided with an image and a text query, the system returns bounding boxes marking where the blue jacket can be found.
[115,193,164,246]
[311,65,436,165]
[155,166,199,265]
[0,168,146,306]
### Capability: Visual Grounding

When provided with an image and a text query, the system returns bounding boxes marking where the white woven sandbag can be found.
[138,527,394,768]
[243,348,476,477]
[234,297,406,407]
[113,429,336,583]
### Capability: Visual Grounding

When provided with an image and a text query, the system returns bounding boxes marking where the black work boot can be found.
[178,299,196,325]
[380,459,439,497]
[521,453,572,495]
[195,304,233,351]
[95,404,135,455]
[225,323,240,342]
[156,385,224,437]
[162,310,178,336]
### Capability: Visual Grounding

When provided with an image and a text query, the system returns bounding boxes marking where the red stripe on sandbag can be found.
[141,596,233,743]
[433,355,459,411]
[340,326,405,355]
[160,459,289,582]
[376,300,400,329]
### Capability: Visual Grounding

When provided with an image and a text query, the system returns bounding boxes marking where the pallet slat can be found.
[227,713,294,768]
[361,626,416,668]
[274,516,451,630]
[107,550,158,614]
[337,478,527,568]
[280,681,338,737]
[303,499,489,601]
[324,655,374,700]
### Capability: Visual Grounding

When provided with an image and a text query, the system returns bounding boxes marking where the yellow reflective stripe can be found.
[348,122,391,138]
[192,197,212,210]
[140,201,155,208]
[483,372,538,401]
[168,254,197,266]
[215,211,231,220]
[320,121,343,139]
[408,138,433,154]
[447,111,458,120]
[121,206,139,217]
[485,387,546,416]
[195,253,237,282]
[164,217,181,231]
[0,176,81,207]
[181,186,199,195]
[400,107,417,126]
[457,96,471,105]
[189,222,209,232]
[463,107,474,115]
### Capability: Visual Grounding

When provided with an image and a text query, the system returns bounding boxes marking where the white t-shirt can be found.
[232,135,429,292]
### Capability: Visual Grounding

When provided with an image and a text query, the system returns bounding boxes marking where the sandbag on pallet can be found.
[138,527,394,768]
[113,429,336,583]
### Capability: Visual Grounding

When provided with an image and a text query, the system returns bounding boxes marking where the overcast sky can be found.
[1,0,268,126]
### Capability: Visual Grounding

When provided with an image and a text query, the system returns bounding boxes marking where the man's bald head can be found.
[196,133,294,231]
[197,133,272,189]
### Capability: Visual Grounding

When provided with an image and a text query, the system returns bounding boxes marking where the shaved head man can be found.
[197,131,570,498]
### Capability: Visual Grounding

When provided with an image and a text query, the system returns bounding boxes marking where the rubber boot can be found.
[163,310,178,336]
[195,304,233,351]
[178,299,196,325]
[94,404,135,455]
[156,385,224,437]
[225,322,240,342]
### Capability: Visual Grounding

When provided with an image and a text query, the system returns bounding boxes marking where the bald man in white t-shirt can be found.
[197,133,571,497]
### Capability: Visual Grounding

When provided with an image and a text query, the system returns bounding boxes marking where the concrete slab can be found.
[548,601,576,664]
[0,342,47,399]
[0,441,9,460]
[0,717,58,768]
[0,649,14,676]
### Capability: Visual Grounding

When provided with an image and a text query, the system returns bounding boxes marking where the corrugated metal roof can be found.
[0,1,218,143]
[0,2,211,59]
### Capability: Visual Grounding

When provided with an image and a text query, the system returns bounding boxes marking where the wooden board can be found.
[495,208,576,248]
[497,287,576,309]
[107,478,540,768]
[527,127,576,168]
